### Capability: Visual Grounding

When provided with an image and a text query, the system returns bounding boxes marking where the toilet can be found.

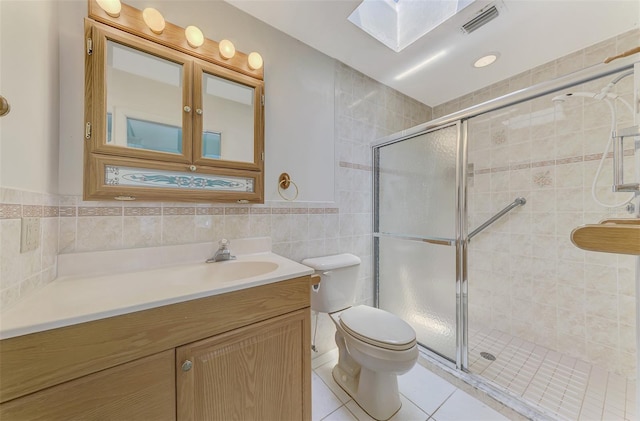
[302,253,418,421]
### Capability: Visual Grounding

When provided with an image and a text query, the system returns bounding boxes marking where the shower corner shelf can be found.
[571,218,640,255]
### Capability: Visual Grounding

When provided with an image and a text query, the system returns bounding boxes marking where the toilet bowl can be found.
[330,305,418,420]
[301,254,418,421]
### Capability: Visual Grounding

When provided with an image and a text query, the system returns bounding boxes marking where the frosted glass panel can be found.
[377,125,457,239]
[378,237,457,361]
[375,123,459,363]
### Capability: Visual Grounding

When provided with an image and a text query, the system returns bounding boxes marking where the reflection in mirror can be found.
[202,73,254,163]
[106,40,183,154]
[202,131,221,159]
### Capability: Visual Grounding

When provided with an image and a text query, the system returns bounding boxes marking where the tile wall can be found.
[0,189,60,308]
[0,60,432,345]
[441,29,639,377]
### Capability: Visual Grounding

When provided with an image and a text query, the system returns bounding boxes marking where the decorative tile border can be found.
[44,206,59,217]
[532,160,555,168]
[472,149,635,175]
[163,207,195,216]
[0,204,22,219]
[59,207,77,217]
[124,207,162,216]
[23,205,43,217]
[78,207,123,217]
[224,207,249,215]
[0,200,341,220]
[196,207,224,216]
[340,161,372,171]
[1,204,61,219]
[249,207,271,215]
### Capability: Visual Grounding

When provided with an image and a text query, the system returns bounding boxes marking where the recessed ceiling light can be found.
[473,53,499,68]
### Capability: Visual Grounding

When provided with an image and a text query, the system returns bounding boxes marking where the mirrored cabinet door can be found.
[192,61,264,171]
[87,23,193,164]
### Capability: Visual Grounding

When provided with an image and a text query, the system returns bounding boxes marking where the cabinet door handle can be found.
[181,360,193,372]
[195,108,203,115]
[184,105,191,113]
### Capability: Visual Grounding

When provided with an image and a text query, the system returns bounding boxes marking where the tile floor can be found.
[468,329,637,421]
[312,350,510,421]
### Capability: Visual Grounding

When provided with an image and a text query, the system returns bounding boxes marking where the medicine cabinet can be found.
[84,1,265,203]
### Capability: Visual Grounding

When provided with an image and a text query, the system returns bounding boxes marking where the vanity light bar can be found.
[90,0,264,77]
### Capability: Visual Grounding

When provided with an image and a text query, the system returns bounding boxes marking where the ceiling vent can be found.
[461,4,500,34]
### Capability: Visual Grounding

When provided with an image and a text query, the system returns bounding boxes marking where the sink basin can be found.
[169,260,280,284]
[208,260,279,281]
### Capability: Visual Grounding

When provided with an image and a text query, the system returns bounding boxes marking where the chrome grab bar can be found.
[468,197,526,241]
[373,232,455,246]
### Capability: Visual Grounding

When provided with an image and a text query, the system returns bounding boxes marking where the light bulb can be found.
[219,39,236,60]
[185,26,204,48]
[96,0,121,17]
[247,52,263,70]
[142,8,165,35]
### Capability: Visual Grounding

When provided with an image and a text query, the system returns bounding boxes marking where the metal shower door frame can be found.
[372,56,638,373]
[372,120,469,370]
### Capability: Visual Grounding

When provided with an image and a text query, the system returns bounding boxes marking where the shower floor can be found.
[468,329,636,420]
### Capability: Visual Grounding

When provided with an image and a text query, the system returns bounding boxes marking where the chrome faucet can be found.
[206,239,236,263]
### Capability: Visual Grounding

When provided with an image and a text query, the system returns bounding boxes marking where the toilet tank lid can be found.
[302,253,361,270]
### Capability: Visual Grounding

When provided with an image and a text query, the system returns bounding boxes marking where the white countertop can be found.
[0,238,314,340]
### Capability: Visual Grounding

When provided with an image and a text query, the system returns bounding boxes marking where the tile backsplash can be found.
[1,189,60,309]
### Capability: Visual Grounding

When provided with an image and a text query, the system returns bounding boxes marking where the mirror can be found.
[107,40,185,155]
[201,72,255,163]
[104,39,258,164]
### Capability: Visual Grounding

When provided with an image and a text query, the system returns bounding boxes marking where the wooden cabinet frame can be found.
[84,0,265,203]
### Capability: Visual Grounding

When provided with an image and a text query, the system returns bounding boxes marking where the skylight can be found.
[348,0,476,52]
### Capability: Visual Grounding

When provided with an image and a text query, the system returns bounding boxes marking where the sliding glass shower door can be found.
[374,123,463,364]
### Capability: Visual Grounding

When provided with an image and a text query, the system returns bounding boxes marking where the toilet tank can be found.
[302,253,361,313]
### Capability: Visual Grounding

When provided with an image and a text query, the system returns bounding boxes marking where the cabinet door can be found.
[176,309,311,421]
[87,21,193,164]
[192,60,264,172]
[0,350,175,421]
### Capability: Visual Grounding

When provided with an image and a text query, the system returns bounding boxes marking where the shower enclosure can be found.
[373,60,639,419]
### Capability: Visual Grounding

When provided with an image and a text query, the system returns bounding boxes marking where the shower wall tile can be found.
[584,38,617,67]
[465,27,638,377]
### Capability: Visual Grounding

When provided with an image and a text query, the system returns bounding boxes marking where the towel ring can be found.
[0,96,10,117]
[278,173,298,201]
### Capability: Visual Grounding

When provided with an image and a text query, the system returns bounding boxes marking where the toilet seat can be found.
[339,305,416,351]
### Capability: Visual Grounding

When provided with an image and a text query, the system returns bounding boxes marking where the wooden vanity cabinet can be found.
[0,276,311,420]
[0,350,176,421]
[177,309,309,421]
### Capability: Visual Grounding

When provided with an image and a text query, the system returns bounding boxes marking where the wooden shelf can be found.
[571,219,640,255]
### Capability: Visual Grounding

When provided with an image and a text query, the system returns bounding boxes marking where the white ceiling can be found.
[225,0,639,107]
